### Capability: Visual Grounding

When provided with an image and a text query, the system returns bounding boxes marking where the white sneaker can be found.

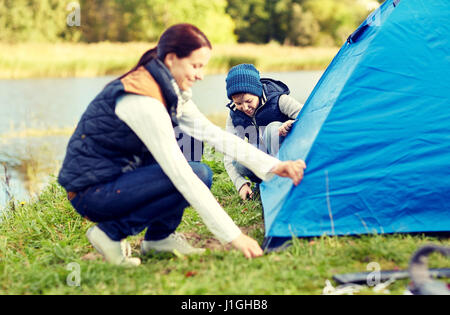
[141,233,206,256]
[86,226,141,267]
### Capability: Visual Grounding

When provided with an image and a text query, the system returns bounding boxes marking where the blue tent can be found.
[261,0,450,249]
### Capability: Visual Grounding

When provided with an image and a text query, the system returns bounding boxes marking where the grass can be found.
[0,148,448,295]
[0,42,338,79]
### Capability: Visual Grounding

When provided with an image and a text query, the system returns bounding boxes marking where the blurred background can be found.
[0,0,382,208]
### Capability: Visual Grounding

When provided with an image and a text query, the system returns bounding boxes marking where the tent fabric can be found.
[261,0,450,249]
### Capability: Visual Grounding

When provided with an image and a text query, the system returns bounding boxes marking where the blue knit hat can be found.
[226,64,263,100]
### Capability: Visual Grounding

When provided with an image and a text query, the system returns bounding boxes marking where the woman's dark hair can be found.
[119,24,211,79]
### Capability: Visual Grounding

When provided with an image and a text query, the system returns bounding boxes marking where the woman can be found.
[58,24,306,266]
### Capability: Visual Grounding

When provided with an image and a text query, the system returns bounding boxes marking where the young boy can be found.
[224,64,304,200]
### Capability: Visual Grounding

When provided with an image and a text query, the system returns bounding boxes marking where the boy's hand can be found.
[271,160,306,186]
[230,233,264,258]
[279,120,296,137]
[239,183,253,200]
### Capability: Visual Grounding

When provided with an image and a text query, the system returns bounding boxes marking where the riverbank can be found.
[1,149,448,295]
[0,42,338,79]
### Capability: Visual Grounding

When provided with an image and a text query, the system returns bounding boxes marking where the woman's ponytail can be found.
[117,47,157,80]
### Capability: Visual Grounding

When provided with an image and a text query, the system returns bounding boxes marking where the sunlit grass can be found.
[0,42,338,79]
[0,127,74,141]
[0,42,147,79]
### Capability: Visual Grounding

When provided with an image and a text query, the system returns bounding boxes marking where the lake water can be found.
[0,70,323,208]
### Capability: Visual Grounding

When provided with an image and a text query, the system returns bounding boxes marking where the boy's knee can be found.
[263,121,285,156]
[263,121,283,144]
[190,162,213,188]
[264,121,283,137]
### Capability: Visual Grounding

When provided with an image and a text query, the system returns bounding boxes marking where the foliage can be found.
[226,0,270,43]
[303,0,369,46]
[0,0,235,44]
[0,0,380,46]
[286,3,320,46]
[79,0,236,44]
[0,0,81,43]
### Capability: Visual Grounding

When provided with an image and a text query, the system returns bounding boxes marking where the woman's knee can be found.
[189,162,213,188]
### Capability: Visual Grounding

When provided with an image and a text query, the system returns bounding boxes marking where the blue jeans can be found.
[234,121,286,183]
[69,162,212,241]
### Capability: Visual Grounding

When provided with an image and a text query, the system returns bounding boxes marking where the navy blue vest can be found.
[226,78,291,150]
[58,59,200,192]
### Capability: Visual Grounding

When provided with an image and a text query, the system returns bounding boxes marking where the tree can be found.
[226,0,271,43]
[286,3,320,46]
[303,0,368,46]
[0,0,81,43]
[78,0,236,43]
[155,0,237,44]
[0,0,377,46]
[0,0,236,44]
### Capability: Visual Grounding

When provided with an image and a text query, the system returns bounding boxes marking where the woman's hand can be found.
[279,120,296,137]
[270,160,306,186]
[239,183,253,200]
[230,233,264,258]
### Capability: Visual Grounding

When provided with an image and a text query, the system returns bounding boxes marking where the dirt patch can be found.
[184,223,264,251]
[183,232,232,251]
[81,252,103,261]
[241,223,264,236]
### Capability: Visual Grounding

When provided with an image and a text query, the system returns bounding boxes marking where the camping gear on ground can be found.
[328,245,449,295]
[333,268,450,286]
[408,244,450,295]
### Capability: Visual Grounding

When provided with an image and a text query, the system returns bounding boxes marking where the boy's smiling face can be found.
[232,93,260,117]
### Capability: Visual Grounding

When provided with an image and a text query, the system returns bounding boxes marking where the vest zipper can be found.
[252,102,265,148]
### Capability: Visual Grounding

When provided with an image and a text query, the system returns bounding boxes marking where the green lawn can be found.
[0,149,448,295]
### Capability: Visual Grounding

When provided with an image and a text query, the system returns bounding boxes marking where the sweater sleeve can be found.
[223,115,251,192]
[177,99,280,182]
[279,94,304,119]
[115,94,242,244]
